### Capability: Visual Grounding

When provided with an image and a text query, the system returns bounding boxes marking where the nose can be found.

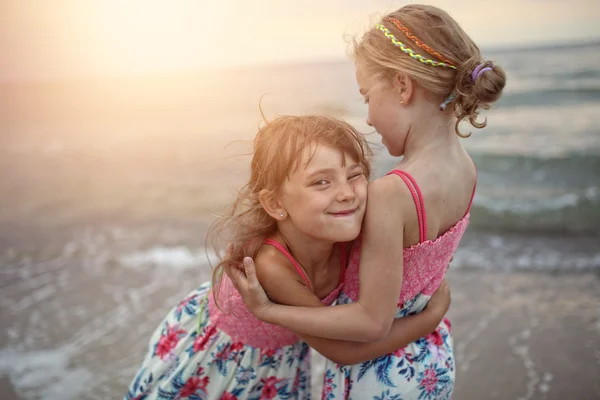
[337,180,356,202]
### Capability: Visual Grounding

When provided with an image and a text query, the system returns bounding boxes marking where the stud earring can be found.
[280,212,284,218]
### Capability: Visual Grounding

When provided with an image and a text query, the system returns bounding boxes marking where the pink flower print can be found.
[179,377,200,397]
[155,324,186,360]
[426,330,444,347]
[392,347,407,358]
[193,325,217,352]
[219,393,238,400]
[229,342,244,352]
[261,348,277,358]
[261,376,283,399]
[179,376,209,398]
[443,317,452,333]
[420,367,438,394]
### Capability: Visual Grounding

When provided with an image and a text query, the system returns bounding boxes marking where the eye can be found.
[313,179,329,186]
[348,173,363,181]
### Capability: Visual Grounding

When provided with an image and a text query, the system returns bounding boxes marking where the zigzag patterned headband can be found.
[375,24,456,70]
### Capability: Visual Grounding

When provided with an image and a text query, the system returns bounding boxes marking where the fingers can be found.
[243,257,257,279]
[244,257,266,295]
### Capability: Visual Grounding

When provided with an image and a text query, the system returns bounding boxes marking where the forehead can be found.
[294,143,357,174]
[355,59,375,91]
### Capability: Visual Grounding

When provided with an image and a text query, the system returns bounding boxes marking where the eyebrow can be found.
[305,163,362,180]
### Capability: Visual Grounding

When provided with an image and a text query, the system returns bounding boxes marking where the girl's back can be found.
[325,151,476,399]
[394,147,477,247]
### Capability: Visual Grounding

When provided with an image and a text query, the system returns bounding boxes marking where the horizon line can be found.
[2,37,599,85]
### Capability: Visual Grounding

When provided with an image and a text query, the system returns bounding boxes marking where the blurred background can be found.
[1,1,599,399]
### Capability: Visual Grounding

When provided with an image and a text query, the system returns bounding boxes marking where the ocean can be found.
[1,41,599,399]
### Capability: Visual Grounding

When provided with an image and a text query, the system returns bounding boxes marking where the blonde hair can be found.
[354,4,506,137]
[208,115,371,308]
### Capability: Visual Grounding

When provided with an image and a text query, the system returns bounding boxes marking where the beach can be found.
[1,233,598,400]
[1,41,600,399]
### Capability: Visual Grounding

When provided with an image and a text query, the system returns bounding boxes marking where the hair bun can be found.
[471,60,505,104]
[452,57,507,136]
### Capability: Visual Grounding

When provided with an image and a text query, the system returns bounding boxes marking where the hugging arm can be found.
[228,180,406,342]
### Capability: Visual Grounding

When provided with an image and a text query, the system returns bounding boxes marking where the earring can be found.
[280,212,284,218]
[400,100,404,105]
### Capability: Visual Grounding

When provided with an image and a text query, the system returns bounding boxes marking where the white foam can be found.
[452,237,600,271]
[118,246,217,270]
[0,346,92,400]
[473,190,586,214]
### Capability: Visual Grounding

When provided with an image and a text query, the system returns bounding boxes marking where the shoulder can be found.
[254,243,306,290]
[254,241,319,306]
[366,173,414,214]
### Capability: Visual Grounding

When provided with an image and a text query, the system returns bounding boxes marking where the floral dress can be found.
[125,240,346,400]
[321,169,475,400]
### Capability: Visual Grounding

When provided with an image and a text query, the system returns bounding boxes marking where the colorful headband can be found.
[375,24,457,69]
[383,17,456,67]
[472,63,492,81]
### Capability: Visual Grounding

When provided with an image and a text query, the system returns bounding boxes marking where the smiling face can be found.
[279,143,368,243]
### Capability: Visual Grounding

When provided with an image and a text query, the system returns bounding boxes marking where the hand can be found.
[223,244,273,320]
[425,280,451,318]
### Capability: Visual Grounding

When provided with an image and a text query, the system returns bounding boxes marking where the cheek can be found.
[290,191,328,215]
[356,181,368,204]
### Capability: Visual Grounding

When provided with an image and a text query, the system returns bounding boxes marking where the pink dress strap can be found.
[386,170,428,243]
[337,242,347,285]
[264,238,312,289]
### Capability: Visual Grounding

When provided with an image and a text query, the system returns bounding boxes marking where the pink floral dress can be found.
[125,240,346,400]
[321,169,476,400]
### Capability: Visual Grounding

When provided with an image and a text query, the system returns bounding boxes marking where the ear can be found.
[393,72,414,105]
[259,189,287,221]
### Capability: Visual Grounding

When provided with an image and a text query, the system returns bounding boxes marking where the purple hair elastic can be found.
[471,63,492,82]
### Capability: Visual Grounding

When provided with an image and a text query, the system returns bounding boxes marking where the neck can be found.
[274,224,336,275]
[402,98,461,164]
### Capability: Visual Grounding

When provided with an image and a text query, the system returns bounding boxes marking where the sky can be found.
[1,0,599,81]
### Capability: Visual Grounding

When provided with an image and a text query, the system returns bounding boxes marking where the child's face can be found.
[356,60,409,157]
[280,144,368,243]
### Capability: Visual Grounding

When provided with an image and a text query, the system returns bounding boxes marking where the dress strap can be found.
[264,238,312,289]
[337,242,347,285]
[386,170,428,243]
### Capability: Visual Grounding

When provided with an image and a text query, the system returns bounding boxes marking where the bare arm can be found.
[299,282,450,365]
[226,254,450,365]
[236,179,406,341]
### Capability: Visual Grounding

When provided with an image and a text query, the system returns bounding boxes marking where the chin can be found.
[387,146,405,157]
[332,225,362,243]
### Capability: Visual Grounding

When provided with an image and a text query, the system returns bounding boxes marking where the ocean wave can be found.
[453,232,600,271]
[469,198,600,234]
[500,86,600,108]
[376,152,600,234]
[470,153,600,234]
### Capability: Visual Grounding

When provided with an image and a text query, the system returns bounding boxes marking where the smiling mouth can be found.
[329,208,357,217]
